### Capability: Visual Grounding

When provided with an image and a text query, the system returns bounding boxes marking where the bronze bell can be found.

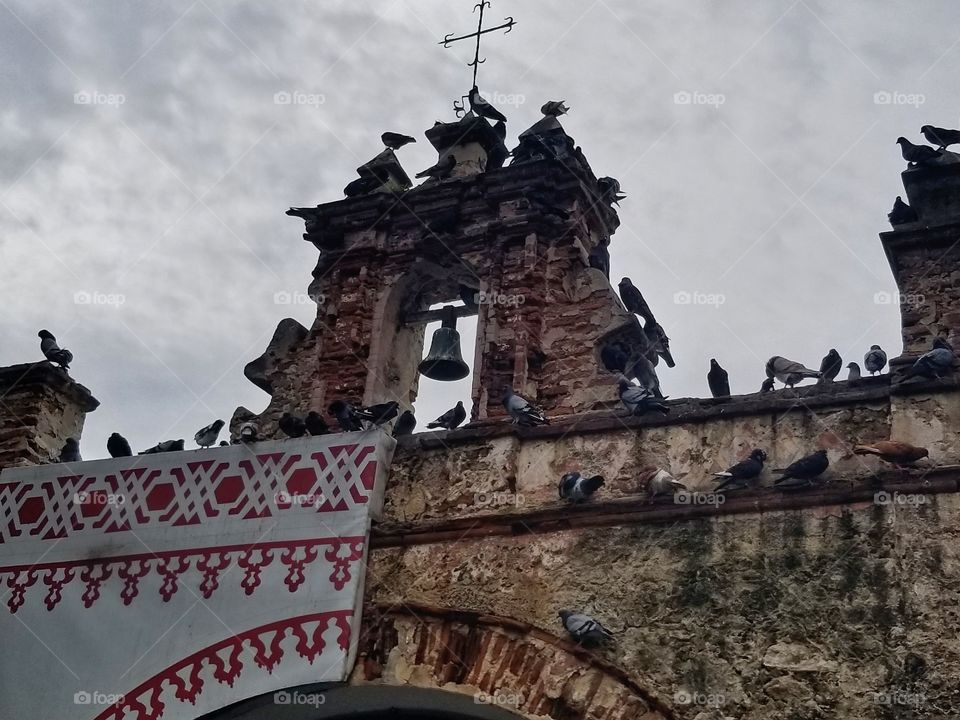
[418,306,470,381]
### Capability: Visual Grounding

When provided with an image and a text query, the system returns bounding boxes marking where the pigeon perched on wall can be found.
[864,345,887,375]
[427,401,466,430]
[618,377,669,415]
[854,441,929,466]
[140,439,185,455]
[630,355,663,398]
[920,125,960,150]
[760,377,775,393]
[279,412,307,438]
[846,362,862,385]
[905,337,955,379]
[393,410,416,437]
[59,438,81,463]
[707,359,730,398]
[304,411,330,436]
[643,468,687,499]
[617,278,653,320]
[238,422,259,443]
[888,196,918,226]
[557,472,605,502]
[713,449,767,491]
[328,400,365,431]
[818,349,843,383]
[896,137,942,165]
[558,610,613,645]
[468,86,507,123]
[415,154,456,180]
[597,176,626,206]
[107,433,132,458]
[773,449,829,488]
[194,419,225,449]
[502,387,550,426]
[381,131,416,149]
[357,401,399,426]
[38,330,73,370]
[766,356,821,388]
[541,100,570,117]
[344,174,385,198]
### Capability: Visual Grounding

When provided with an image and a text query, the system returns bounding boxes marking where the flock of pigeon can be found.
[888,124,960,224]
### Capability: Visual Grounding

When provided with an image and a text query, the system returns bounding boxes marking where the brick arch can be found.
[353,603,676,720]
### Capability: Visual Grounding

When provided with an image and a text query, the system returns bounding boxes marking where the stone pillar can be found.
[0,362,99,469]
[880,155,960,361]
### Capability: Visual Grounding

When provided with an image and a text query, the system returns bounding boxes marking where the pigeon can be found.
[381,131,416,149]
[643,321,675,368]
[600,343,628,374]
[920,125,960,151]
[328,400,365,431]
[558,610,613,645]
[427,401,466,430]
[642,467,687,499]
[238,422,259,443]
[617,277,653,320]
[766,356,821,388]
[343,174,385,197]
[846,362,862,385]
[415,154,456,180]
[357,401,400,426]
[854,441,929,466]
[59,438,81,463]
[557,471,605,502]
[760,377,775,393]
[278,412,307,438]
[618,377,669,415]
[38,330,73,370]
[502,387,550,426]
[864,345,887,375]
[393,410,416,437]
[597,176,626,206]
[107,432,132,458]
[905,337,955,379]
[773,449,829,488]
[888,196,918,226]
[713,449,767,491]
[468,86,507,123]
[896,137,942,165]
[304,411,330,436]
[541,100,570,117]
[818,349,843,383]
[707,359,730,398]
[140,439,185,455]
[194,419,225,449]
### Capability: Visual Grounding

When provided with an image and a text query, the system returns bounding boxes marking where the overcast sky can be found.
[1,0,958,457]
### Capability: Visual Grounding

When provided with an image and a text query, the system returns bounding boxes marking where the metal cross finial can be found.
[440,1,515,98]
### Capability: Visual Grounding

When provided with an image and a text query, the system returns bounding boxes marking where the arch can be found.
[352,603,676,720]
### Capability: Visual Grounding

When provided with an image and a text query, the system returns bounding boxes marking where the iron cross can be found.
[440,1,516,89]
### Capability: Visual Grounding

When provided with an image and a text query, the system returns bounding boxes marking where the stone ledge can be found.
[0,362,99,412]
[371,466,960,548]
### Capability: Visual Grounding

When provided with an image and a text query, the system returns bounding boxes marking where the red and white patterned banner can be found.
[0,431,394,720]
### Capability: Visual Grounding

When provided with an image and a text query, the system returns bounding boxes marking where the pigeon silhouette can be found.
[707,359,730,398]
[393,410,416,437]
[278,412,307,438]
[328,400,365,431]
[818,349,842,383]
[381,131,416,149]
[557,472,605,502]
[427,401,466,430]
[897,137,941,165]
[773,449,829,488]
[468,86,507,123]
[107,433,132,458]
[195,419,225,448]
[713,449,767,491]
[38,330,73,370]
[304,411,330,436]
[888,196,918,226]
[864,345,887,375]
[920,125,960,150]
